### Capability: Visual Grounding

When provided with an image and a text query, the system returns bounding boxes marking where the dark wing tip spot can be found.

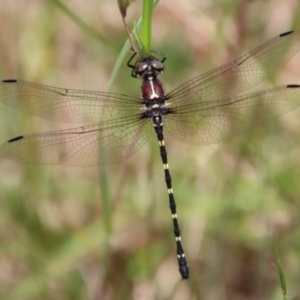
[287,84,300,88]
[8,136,24,143]
[280,30,294,37]
[3,79,17,83]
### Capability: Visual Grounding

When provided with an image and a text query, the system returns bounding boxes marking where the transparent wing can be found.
[166,31,300,105]
[165,85,300,144]
[0,79,141,123]
[0,115,151,167]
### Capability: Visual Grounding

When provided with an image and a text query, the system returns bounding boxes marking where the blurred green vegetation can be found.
[1,0,300,299]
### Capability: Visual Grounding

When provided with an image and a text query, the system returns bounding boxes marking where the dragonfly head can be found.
[134,57,164,79]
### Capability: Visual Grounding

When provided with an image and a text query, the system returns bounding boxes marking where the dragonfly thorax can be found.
[140,58,167,122]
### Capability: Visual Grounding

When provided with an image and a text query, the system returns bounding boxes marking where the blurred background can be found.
[1,0,300,299]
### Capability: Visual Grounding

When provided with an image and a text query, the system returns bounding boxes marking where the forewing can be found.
[166,31,300,105]
[165,85,300,144]
[0,80,141,123]
[0,115,151,167]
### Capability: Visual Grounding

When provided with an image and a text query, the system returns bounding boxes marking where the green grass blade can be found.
[107,17,142,90]
[131,0,159,58]
[51,0,114,47]
[140,0,154,55]
[107,39,131,90]
[273,242,288,300]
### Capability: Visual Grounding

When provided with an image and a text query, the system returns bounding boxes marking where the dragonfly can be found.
[1,30,300,279]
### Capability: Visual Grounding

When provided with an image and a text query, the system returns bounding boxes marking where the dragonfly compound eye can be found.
[134,62,148,77]
[150,60,164,72]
